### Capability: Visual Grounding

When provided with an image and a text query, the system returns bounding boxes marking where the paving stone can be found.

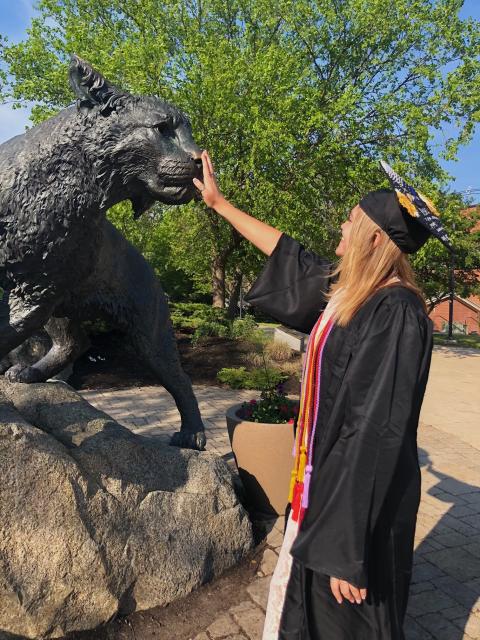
[432,624,472,640]
[229,600,258,617]
[232,605,265,640]
[266,526,284,548]
[459,613,480,639]
[415,540,443,555]
[260,549,279,576]
[411,561,445,583]
[432,531,470,548]
[419,502,444,517]
[461,513,480,530]
[407,589,458,617]
[246,576,271,610]
[464,578,480,602]
[442,604,470,621]
[422,548,480,582]
[430,491,457,505]
[207,614,240,638]
[409,581,434,595]
[417,537,445,551]
[460,493,480,507]
[435,575,479,609]
[416,613,459,637]
[193,634,210,640]
[404,615,433,639]
[441,514,479,537]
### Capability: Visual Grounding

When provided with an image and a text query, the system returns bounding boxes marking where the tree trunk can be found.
[212,255,226,308]
[226,271,243,319]
[210,226,244,309]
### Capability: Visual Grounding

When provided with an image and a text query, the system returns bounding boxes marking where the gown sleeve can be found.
[290,298,432,588]
[243,233,333,334]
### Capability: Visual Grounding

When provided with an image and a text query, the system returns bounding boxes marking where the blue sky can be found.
[0,0,478,198]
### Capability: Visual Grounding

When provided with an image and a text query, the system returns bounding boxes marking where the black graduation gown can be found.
[244,234,433,640]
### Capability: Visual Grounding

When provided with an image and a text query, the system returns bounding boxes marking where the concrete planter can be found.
[274,326,308,353]
[226,403,295,516]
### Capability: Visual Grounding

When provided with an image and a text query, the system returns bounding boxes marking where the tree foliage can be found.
[1,0,479,305]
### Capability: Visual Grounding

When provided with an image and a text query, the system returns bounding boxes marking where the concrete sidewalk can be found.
[80,346,480,640]
[420,345,480,450]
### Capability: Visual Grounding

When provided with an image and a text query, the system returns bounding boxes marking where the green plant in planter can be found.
[241,382,299,424]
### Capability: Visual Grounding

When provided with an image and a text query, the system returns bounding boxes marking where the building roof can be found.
[432,294,480,314]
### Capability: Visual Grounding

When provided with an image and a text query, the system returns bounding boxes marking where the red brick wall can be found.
[429,299,480,334]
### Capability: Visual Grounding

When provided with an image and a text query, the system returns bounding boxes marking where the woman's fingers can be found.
[349,585,363,605]
[201,152,211,185]
[193,150,223,209]
[330,577,343,604]
[330,578,366,605]
[204,149,215,176]
[193,177,204,191]
[339,580,355,604]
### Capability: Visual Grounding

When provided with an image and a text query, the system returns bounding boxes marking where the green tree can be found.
[1,0,479,305]
[412,201,480,308]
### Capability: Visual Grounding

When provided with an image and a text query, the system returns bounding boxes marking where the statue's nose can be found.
[192,153,203,177]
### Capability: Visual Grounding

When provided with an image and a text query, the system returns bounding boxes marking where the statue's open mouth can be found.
[161,184,190,196]
[162,174,197,187]
[156,182,195,206]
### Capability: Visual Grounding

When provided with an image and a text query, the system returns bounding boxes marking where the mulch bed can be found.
[69,329,301,395]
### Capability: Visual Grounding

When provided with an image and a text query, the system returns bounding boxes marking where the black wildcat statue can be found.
[0,55,205,449]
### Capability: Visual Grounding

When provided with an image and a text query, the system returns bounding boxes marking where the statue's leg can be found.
[125,304,206,450]
[94,222,205,450]
[0,288,56,381]
[4,316,90,382]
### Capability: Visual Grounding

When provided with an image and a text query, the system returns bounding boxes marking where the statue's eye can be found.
[153,120,171,134]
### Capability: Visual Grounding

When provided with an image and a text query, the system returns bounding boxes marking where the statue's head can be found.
[69,55,202,215]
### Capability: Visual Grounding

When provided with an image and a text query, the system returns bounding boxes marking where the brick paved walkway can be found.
[80,348,480,640]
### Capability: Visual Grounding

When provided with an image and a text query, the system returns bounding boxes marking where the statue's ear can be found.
[69,54,127,113]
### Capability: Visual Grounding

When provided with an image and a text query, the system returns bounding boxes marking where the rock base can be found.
[0,380,253,639]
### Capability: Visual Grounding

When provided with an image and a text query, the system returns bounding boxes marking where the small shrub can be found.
[264,339,293,363]
[191,319,231,345]
[246,352,267,368]
[170,302,229,332]
[217,366,286,390]
[217,367,250,389]
[277,359,302,377]
[231,315,258,340]
[170,314,203,331]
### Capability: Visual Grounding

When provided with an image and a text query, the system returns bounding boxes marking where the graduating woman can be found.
[193,153,453,640]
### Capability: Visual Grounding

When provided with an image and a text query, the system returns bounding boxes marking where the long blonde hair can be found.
[327,207,426,326]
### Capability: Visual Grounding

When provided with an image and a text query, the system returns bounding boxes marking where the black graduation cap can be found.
[359,161,453,254]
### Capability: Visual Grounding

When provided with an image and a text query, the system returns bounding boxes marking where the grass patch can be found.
[433,333,480,349]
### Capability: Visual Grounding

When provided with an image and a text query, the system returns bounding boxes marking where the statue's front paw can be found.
[170,430,207,451]
[4,364,44,383]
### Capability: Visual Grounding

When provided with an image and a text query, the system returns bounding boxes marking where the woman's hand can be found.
[193,150,224,210]
[191,150,282,255]
[330,577,367,605]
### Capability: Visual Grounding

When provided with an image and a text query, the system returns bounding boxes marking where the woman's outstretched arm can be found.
[193,150,282,256]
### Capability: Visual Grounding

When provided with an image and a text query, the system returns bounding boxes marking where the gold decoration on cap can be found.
[395,190,418,218]
[417,192,441,217]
